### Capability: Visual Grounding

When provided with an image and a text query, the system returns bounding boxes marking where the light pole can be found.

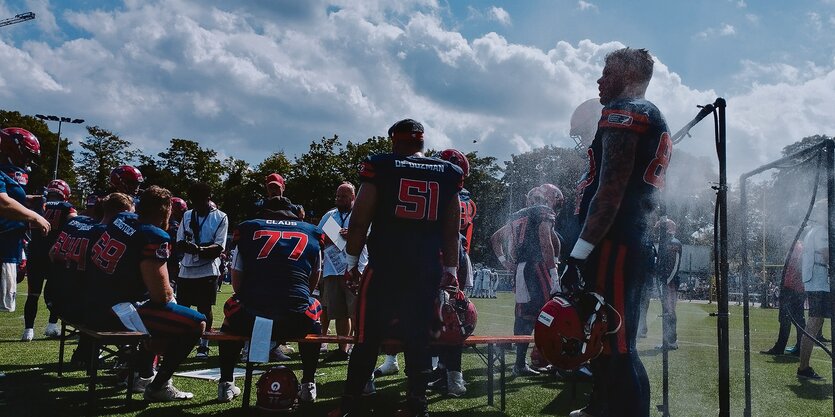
[35,114,84,180]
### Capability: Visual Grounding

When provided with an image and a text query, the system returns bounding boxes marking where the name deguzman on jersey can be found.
[395,160,446,172]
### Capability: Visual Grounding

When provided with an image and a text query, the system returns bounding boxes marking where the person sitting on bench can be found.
[83,186,206,402]
[216,196,323,403]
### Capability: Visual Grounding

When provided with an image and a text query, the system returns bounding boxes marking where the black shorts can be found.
[808,291,833,319]
[176,276,218,307]
[354,261,440,344]
[221,296,322,340]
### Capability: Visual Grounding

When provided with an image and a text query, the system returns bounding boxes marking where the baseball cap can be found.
[265,173,285,190]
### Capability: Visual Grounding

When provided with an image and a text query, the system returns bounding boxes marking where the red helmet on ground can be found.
[570,98,604,153]
[534,292,620,371]
[439,149,470,177]
[109,165,143,194]
[170,197,187,213]
[46,179,71,200]
[256,366,299,412]
[0,127,40,169]
[435,289,478,345]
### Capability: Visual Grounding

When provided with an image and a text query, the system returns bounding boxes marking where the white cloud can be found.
[695,23,736,39]
[809,12,823,31]
[25,0,59,35]
[732,0,747,8]
[488,6,511,26]
[578,1,598,12]
[0,0,832,182]
[745,13,759,24]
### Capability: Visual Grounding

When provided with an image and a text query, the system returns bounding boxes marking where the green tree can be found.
[156,139,224,196]
[216,157,254,226]
[76,126,138,196]
[0,110,76,197]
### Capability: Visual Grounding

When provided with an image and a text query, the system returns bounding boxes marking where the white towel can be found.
[515,262,531,304]
[249,316,273,363]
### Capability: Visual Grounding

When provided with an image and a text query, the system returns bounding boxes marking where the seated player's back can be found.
[234,218,321,319]
[361,153,463,266]
[85,213,170,316]
[45,215,104,323]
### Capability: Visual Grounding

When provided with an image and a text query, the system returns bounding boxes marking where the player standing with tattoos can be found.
[562,47,672,417]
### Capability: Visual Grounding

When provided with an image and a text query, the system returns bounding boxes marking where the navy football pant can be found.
[585,238,653,417]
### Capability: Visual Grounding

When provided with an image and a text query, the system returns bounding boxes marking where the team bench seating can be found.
[203,331,534,411]
[57,319,149,411]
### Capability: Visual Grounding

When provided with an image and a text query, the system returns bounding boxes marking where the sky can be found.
[1,0,834,180]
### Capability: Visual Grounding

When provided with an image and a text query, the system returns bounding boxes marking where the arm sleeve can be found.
[358,157,378,185]
[232,247,244,272]
[141,231,170,262]
[213,214,229,247]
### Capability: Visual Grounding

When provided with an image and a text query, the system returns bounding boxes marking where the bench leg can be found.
[58,321,67,377]
[499,344,506,412]
[125,343,137,403]
[88,340,99,413]
[487,343,494,407]
[243,361,254,408]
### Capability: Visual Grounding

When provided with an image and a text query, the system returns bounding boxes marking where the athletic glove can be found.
[557,256,586,295]
[344,265,361,295]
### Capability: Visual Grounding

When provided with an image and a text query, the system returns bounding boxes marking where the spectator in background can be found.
[0,128,50,312]
[167,197,187,293]
[654,217,682,350]
[797,202,829,380]
[176,182,228,359]
[318,182,368,363]
[250,173,305,220]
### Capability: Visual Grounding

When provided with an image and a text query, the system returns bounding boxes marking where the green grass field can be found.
[1,283,833,417]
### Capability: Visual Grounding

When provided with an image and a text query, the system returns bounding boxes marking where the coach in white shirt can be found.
[318,182,367,362]
[176,182,228,359]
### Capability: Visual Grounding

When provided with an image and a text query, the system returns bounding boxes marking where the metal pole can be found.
[53,120,62,180]
[658,223,671,417]
[739,174,752,417]
[715,98,730,417]
[826,139,835,417]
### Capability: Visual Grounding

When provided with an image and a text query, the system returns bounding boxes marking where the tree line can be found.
[3,109,829,272]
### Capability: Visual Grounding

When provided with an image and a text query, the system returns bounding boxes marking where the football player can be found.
[84,186,206,402]
[216,196,323,403]
[109,165,144,197]
[565,47,671,417]
[491,183,563,376]
[22,179,77,341]
[330,119,464,417]
[0,128,50,313]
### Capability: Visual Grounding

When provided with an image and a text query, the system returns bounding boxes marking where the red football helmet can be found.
[46,179,71,200]
[170,197,188,213]
[0,127,40,169]
[526,184,564,213]
[435,289,478,345]
[109,165,143,194]
[256,366,299,412]
[534,292,620,371]
[439,149,470,178]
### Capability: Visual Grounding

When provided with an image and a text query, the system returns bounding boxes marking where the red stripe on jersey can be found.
[599,109,649,133]
[594,240,612,295]
[613,244,628,353]
[359,161,376,180]
[356,267,374,343]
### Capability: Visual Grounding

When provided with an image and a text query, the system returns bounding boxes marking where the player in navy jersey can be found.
[22,179,77,340]
[47,193,132,365]
[492,183,563,376]
[563,48,671,417]
[216,196,323,403]
[330,119,463,417]
[0,128,50,313]
[84,186,206,402]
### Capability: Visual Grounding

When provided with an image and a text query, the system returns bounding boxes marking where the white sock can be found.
[431,356,439,369]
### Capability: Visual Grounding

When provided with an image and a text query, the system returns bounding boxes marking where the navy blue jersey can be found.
[234,218,322,318]
[49,215,103,271]
[86,215,170,310]
[30,200,77,257]
[0,165,28,262]
[358,153,464,266]
[506,205,556,263]
[575,98,671,240]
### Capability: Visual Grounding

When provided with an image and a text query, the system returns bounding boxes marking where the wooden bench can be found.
[57,320,149,411]
[203,331,533,411]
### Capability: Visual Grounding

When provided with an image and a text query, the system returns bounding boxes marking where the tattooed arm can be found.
[578,129,638,245]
